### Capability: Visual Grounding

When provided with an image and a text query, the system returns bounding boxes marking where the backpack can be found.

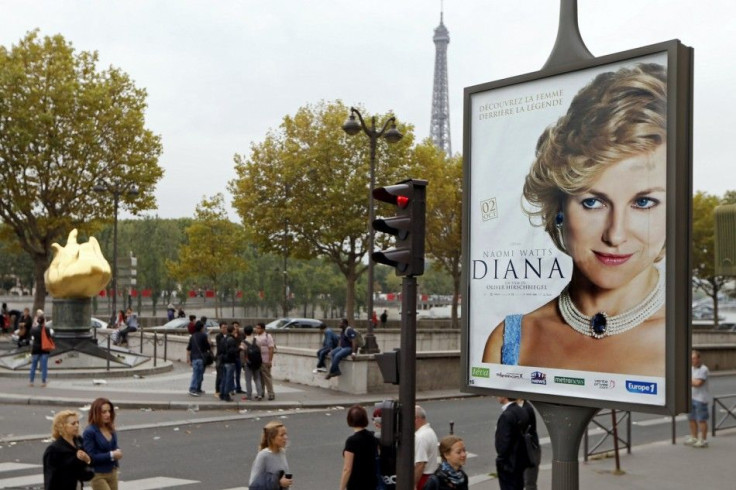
[350,327,365,349]
[245,339,262,370]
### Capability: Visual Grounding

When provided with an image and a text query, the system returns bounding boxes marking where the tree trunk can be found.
[32,254,48,313]
[711,278,720,328]
[451,267,461,329]
[345,273,356,322]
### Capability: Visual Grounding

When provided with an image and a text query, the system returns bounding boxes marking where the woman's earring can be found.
[555,211,564,229]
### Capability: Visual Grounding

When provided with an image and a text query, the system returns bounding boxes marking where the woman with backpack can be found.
[29,315,53,387]
[241,325,263,401]
[423,435,469,490]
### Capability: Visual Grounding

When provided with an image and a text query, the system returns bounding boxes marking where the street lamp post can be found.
[93,180,139,326]
[342,107,403,354]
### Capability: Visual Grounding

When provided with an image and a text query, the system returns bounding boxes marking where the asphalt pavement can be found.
[2,336,736,489]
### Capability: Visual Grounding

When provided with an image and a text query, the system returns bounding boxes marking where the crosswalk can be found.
[0,462,200,490]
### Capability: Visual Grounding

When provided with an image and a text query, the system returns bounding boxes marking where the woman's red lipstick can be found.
[594,252,632,265]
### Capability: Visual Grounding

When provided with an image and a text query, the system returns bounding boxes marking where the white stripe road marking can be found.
[119,477,199,489]
[0,462,39,472]
[0,475,43,489]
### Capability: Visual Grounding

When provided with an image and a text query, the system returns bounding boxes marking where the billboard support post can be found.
[535,401,598,490]
[396,275,417,490]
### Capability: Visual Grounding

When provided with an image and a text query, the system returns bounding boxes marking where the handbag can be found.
[193,334,214,366]
[41,325,56,351]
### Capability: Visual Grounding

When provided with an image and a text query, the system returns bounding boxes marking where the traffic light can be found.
[376,399,398,446]
[372,179,427,276]
[375,348,400,384]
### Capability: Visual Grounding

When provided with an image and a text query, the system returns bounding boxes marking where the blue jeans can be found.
[316,346,331,368]
[244,365,262,398]
[30,353,49,383]
[234,357,242,391]
[329,347,353,375]
[189,358,204,392]
[220,363,235,397]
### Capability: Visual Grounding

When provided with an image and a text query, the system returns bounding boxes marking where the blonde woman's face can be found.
[562,144,666,290]
[64,416,80,438]
[275,427,288,449]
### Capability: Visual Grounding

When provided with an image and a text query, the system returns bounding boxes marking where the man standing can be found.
[495,396,530,490]
[214,321,228,398]
[326,319,356,380]
[186,321,210,396]
[241,325,263,400]
[414,405,439,489]
[380,310,388,328]
[313,324,339,373]
[518,399,540,490]
[218,324,239,402]
[685,350,711,448]
[254,322,276,400]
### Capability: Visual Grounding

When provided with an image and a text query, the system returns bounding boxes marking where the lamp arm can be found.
[350,107,372,136]
[376,116,397,138]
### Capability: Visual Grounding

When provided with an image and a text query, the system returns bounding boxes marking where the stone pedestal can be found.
[52,298,93,339]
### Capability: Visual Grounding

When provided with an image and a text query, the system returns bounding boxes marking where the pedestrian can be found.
[371,310,379,329]
[83,397,123,489]
[117,308,138,346]
[177,307,186,318]
[380,310,388,328]
[313,323,339,373]
[166,303,175,321]
[424,435,469,490]
[241,325,263,401]
[254,322,276,400]
[414,405,439,489]
[219,324,239,402]
[43,409,93,490]
[16,307,32,347]
[186,321,211,396]
[186,314,197,335]
[29,315,52,387]
[248,420,293,489]
[214,321,228,398]
[232,322,245,394]
[340,405,378,490]
[685,349,711,448]
[373,407,396,490]
[518,399,540,490]
[0,302,8,333]
[326,319,357,380]
[495,396,530,490]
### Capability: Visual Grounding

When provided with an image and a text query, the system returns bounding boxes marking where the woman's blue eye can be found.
[581,198,603,209]
[633,197,658,209]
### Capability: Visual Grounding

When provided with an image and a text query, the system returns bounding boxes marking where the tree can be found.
[412,140,463,327]
[167,194,247,318]
[692,190,736,327]
[230,100,415,320]
[0,31,163,311]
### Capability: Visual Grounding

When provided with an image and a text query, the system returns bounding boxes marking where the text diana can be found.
[472,258,565,280]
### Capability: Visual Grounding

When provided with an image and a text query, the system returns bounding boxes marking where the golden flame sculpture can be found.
[45,229,112,298]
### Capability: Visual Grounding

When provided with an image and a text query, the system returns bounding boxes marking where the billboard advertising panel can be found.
[462,41,692,414]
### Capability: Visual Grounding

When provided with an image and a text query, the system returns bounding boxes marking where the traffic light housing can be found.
[375,348,400,384]
[376,399,399,446]
[372,179,427,276]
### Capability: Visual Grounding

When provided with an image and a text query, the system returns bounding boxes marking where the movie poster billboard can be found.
[462,41,692,414]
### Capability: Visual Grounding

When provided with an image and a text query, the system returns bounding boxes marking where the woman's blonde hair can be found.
[51,410,79,440]
[523,63,667,252]
[438,435,464,461]
[259,420,285,452]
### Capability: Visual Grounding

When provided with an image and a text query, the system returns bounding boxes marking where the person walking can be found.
[313,324,339,373]
[254,322,276,400]
[241,325,263,401]
[339,405,378,490]
[326,319,357,380]
[248,420,293,489]
[518,399,540,490]
[495,396,530,490]
[43,410,93,490]
[83,397,122,490]
[685,349,711,448]
[29,315,52,387]
[424,435,469,490]
[414,405,439,489]
[186,321,211,396]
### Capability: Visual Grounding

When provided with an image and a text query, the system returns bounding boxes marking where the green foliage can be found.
[230,100,415,320]
[0,31,163,310]
[167,194,247,317]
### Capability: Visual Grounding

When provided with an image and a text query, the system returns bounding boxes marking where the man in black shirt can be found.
[186,321,211,396]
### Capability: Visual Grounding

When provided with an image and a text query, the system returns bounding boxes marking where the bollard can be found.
[106,335,111,371]
[164,332,168,361]
[139,328,144,354]
[153,332,158,367]
[449,421,454,435]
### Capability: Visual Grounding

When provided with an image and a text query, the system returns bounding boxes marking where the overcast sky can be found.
[2,1,733,219]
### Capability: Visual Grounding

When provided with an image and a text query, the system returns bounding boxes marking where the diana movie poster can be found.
[466,51,669,407]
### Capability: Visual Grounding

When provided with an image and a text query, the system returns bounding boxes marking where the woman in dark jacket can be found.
[29,315,52,387]
[339,405,378,490]
[83,397,122,489]
[43,410,93,490]
[424,435,469,490]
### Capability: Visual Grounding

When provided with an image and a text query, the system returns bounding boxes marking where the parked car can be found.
[148,317,220,333]
[265,318,326,330]
[46,317,109,329]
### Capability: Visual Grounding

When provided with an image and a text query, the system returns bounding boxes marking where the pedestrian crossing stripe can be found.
[0,466,198,490]
[119,477,198,489]
[0,463,38,472]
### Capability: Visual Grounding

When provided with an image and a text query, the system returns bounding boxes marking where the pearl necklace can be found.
[558,270,665,339]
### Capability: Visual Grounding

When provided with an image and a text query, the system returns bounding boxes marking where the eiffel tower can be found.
[430,9,451,156]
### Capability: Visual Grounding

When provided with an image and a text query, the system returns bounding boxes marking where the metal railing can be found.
[584,409,631,462]
[712,393,736,436]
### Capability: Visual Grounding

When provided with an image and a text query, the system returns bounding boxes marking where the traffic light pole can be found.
[396,275,417,490]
